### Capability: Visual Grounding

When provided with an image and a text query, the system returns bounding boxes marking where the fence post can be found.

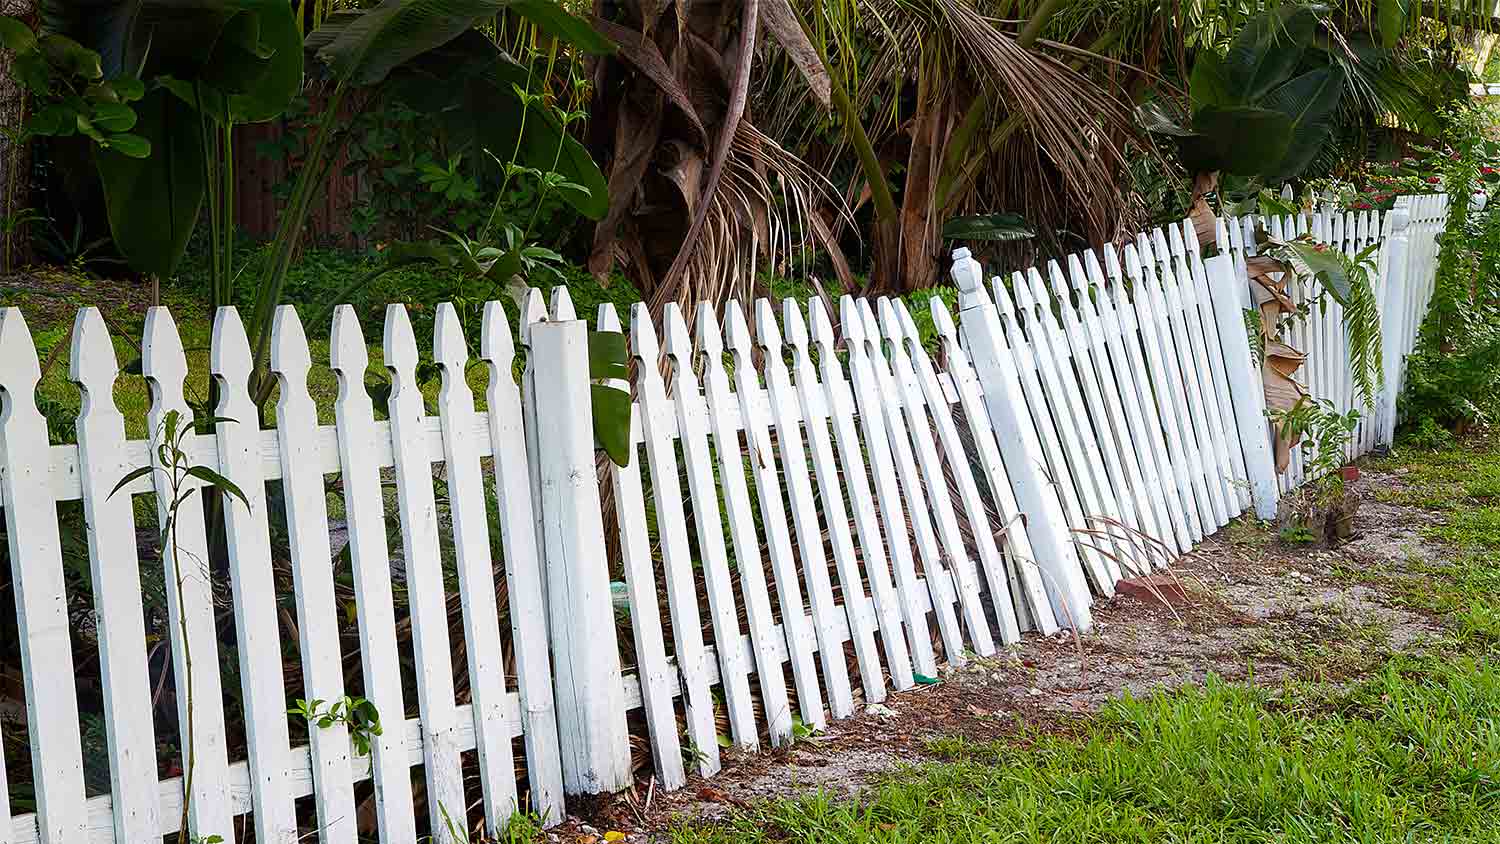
[950,248,1093,632]
[1204,252,1279,520]
[528,319,632,795]
[1375,202,1411,448]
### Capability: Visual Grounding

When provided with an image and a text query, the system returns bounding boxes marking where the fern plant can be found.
[1262,232,1384,406]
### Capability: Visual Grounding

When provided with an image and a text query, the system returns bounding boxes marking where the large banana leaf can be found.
[1221,4,1316,102]
[48,1,302,123]
[307,0,515,85]
[1261,66,1345,182]
[93,89,204,277]
[1176,106,1293,175]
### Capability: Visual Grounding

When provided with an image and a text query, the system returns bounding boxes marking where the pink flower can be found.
[1428,176,1442,184]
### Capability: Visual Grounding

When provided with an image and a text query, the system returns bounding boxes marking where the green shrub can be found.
[1400,106,1500,433]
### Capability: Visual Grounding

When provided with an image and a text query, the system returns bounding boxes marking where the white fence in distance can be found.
[0,195,1443,843]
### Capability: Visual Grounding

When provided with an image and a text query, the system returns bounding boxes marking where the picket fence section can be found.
[1219,194,1447,494]
[0,197,1444,843]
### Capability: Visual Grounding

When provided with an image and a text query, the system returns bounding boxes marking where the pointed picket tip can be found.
[433,302,469,368]
[929,296,958,343]
[329,304,370,376]
[990,275,1018,318]
[722,300,753,359]
[596,303,622,334]
[875,296,902,344]
[69,307,118,391]
[1150,228,1172,261]
[142,306,188,390]
[1040,260,1067,302]
[838,295,864,345]
[549,286,577,322]
[1135,232,1156,264]
[808,297,837,351]
[893,298,923,345]
[520,287,547,345]
[479,301,515,366]
[1214,219,1231,252]
[630,303,662,365]
[753,299,782,351]
[383,304,419,374]
[662,303,694,364]
[1064,254,1089,294]
[1016,268,1045,309]
[0,306,41,391]
[1102,243,1123,280]
[782,299,810,353]
[1123,242,1144,279]
[210,306,254,391]
[270,305,312,379]
[693,302,724,358]
[854,298,881,349]
[1183,218,1203,253]
[1082,249,1106,288]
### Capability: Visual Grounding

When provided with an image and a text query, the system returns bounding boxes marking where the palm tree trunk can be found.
[0,0,36,273]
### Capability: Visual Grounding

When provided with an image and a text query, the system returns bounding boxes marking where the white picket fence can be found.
[0,196,1443,843]
[1220,195,1448,492]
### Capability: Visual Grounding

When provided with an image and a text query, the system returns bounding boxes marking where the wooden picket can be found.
[0,198,1447,842]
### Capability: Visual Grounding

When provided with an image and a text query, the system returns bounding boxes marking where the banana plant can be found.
[1138,4,1346,244]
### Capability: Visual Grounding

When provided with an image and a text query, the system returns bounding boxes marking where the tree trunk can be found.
[0,0,36,273]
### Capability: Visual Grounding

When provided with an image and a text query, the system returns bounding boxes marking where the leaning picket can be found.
[871,298,993,658]
[748,300,858,718]
[695,305,803,743]
[597,305,687,789]
[1180,223,1252,514]
[1090,250,1189,555]
[793,301,915,691]
[851,298,969,663]
[479,301,566,819]
[715,303,827,731]
[929,299,1058,635]
[664,304,763,749]
[891,299,1023,643]
[1014,268,1123,589]
[989,272,1109,590]
[627,305,722,775]
[1056,259,1150,544]
[838,297,944,676]
[1052,257,1157,560]
[1122,242,1210,541]
[1065,254,1163,553]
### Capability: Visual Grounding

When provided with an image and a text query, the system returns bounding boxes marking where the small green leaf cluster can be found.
[0,16,148,157]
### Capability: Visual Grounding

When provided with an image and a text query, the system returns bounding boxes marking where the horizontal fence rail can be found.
[0,196,1444,842]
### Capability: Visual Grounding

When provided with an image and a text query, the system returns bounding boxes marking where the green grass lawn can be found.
[667,438,1500,843]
